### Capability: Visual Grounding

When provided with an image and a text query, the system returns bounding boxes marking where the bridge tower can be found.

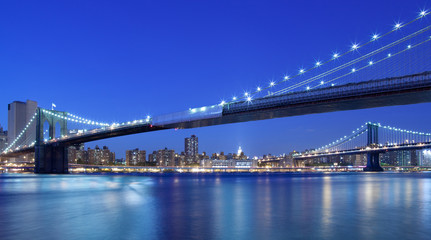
[35,108,69,173]
[363,123,384,172]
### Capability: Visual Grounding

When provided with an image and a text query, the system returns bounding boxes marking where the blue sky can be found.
[1,0,431,158]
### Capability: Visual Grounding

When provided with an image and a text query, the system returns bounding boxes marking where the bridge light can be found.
[332,53,339,59]
[407,44,411,49]
[257,87,261,92]
[201,107,206,111]
[394,22,402,30]
[270,81,275,87]
[419,10,428,17]
[306,86,310,90]
[351,43,359,50]
[351,68,356,72]
[220,100,226,105]
[315,61,321,67]
[246,96,252,102]
[244,92,249,97]
[232,96,237,101]
[320,81,324,85]
[369,61,373,65]
[284,75,289,80]
[191,108,196,113]
[372,34,379,40]
[331,83,335,86]
[299,69,305,74]
[387,53,392,57]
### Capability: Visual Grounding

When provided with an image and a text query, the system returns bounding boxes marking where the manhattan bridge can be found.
[2,10,431,173]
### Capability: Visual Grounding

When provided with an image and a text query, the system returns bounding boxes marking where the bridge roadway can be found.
[3,71,431,157]
[293,142,431,160]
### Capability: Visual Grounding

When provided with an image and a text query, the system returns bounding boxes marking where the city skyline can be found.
[2,0,431,157]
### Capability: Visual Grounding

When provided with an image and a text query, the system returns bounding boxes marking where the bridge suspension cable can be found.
[310,124,368,154]
[306,122,431,155]
[272,24,431,95]
[2,111,38,153]
[309,36,431,90]
[221,9,430,105]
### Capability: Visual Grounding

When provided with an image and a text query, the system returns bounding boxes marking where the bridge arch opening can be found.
[55,122,61,139]
[43,120,50,141]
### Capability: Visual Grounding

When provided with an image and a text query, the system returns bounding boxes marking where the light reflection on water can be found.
[0,173,430,240]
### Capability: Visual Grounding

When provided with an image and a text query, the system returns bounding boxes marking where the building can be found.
[0,124,7,152]
[68,144,85,164]
[156,148,175,167]
[205,159,258,168]
[125,148,146,166]
[185,135,198,158]
[72,145,115,165]
[8,100,38,148]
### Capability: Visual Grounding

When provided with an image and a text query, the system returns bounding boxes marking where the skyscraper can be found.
[185,135,198,157]
[7,100,38,147]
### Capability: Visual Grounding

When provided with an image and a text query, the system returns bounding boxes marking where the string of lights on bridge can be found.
[276,24,431,94]
[310,122,431,154]
[218,9,430,106]
[2,112,38,153]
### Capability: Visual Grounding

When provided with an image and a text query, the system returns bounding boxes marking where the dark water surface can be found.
[0,172,430,240]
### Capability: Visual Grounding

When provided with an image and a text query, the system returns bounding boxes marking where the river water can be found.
[0,172,430,240]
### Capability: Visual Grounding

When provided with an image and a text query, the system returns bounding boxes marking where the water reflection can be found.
[0,173,431,240]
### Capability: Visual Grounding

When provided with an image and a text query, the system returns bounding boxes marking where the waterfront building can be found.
[8,100,37,147]
[206,159,257,168]
[148,151,157,163]
[185,135,198,163]
[156,148,175,167]
[125,148,146,166]
[0,124,7,152]
[70,145,115,165]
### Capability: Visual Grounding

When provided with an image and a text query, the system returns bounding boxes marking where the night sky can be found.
[1,0,431,158]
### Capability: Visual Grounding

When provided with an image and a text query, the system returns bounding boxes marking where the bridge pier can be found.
[35,144,68,174]
[34,108,69,174]
[363,152,383,172]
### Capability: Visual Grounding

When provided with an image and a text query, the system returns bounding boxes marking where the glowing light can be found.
[351,68,356,72]
[372,34,379,40]
[191,108,196,113]
[333,53,339,59]
[200,107,206,111]
[220,100,226,105]
[232,96,237,101]
[320,81,324,85]
[270,81,275,87]
[306,86,310,90]
[315,61,321,67]
[369,61,373,65]
[351,43,360,50]
[407,44,411,49]
[299,69,305,74]
[257,87,261,92]
[419,10,427,17]
[388,53,392,57]
[246,96,252,102]
[284,75,289,80]
[394,22,402,30]
[244,92,249,96]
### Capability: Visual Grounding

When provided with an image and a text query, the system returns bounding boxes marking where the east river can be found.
[0,172,430,240]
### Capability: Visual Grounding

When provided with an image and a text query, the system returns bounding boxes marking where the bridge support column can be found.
[34,107,69,174]
[363,152,383,172]
[35,144,68,174]
[363,122,384,172]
